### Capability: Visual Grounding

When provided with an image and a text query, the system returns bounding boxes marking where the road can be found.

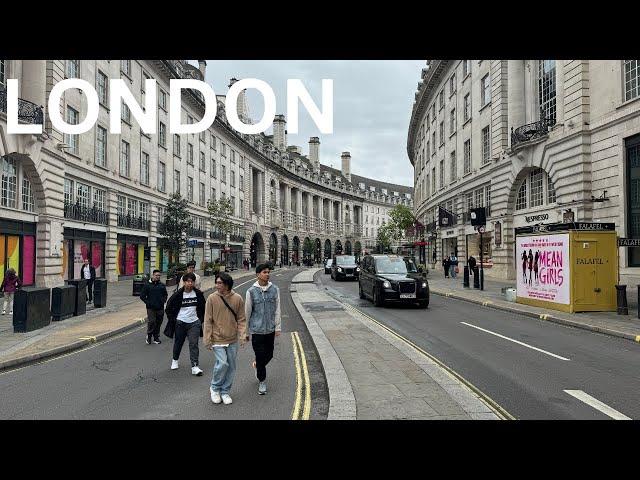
[318,271,640,420]
[0,267,329,420]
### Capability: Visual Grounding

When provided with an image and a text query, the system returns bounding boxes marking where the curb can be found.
[0,317,147,374]
[430,288,640,344]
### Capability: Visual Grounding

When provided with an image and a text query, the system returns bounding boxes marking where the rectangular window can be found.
[96,125,107,167]
[464,139,471,174]
[64,178,74,205]
[65,107,79,155]
[211,159,217,178]
[173,134,181,157]
[439,121,444,145]
[475,188,484,208]
[211,187,216,201]
[127,197,138,218]
[231,150,236,164]
[230,170,236,188]
[159,122,166,147]
[221,164,226,183]
[463,60,471,77]
[230,196,236,216]
[159,89,167,110]
[211,135,217,150]
[240,199,244,215]
[120,140,130,177]
[187,176,193,201]
[22,178,34,212]
[439,90,444,110]
[547,175,556,203]
[97,70,108,105]
[199,182,205,206]
[200,151,206,172]
[187,143,194,165]
[67,60,79,78]
[120,60,131,77]
[516,180,527,211]
[485,186,491,211]
[482,126,491,164]
[240,174,244,191]
[174,170,180,194]
[450,151,456,183]
[481,74,491,107]
[439,159,444,188]
[450,108,456,134]
[117,195,126,217]
[426,140,430,159]
[141,71,150,94]
[200,131,206,143]
[93,188,105,211]
[141,151,150,186]
[449,74,456,95]
[121,101,131,123]
[624,60,640,102]
[466,192,473,213]
[431,104,436,122]
[530,168,544,207]
[539,60,557,125]
[139,202,148,221]
[239,155,244,169]
[221,143,227,157]
[463,94,470,122]
[432,132,436,154]
[432,167,436,193]
[158,161,166,192]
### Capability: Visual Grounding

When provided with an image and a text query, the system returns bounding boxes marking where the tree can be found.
[385,204,416,252]
[158,193,193,265]
[376,224,392,253]
[207,196,235,264]
[303,237,313,261]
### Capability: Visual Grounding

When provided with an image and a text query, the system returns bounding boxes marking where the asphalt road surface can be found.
[318,271,640,420]
[0,267,328,420]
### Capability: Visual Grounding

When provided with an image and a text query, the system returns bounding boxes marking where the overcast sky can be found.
[194,60,425,187]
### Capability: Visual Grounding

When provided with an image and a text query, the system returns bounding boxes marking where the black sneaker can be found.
[153,338,161,344]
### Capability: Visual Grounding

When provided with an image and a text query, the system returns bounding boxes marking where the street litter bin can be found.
[13,287,51,333]
[505,288,517,303]
[93,279,107,308]
[51,285,76,321]
[132,274,147,296]
[66,279,87,316]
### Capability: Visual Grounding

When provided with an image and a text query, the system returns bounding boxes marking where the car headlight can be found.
[422,282,427,288]
[356,267,360,272]
[337,267,343,272]
[383,281,391,289]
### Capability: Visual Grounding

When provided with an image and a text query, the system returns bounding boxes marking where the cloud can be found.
[200,60,424,187]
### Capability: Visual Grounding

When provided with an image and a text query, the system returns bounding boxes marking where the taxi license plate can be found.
[400,294,416,299]
[346,274,353,277]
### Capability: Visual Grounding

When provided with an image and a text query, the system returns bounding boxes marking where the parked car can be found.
[358,254,429,308]
[324,258,333,274]
[331,255,360,281]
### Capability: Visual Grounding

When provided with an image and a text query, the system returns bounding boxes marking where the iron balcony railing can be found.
[117,214,150,231]
[511,117,554,149]
[64,202,109,225]
[210,231,226,240]
[188,227,207,238]
[230,234,245,243]
[0,88,44,125]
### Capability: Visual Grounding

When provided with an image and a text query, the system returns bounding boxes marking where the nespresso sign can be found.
[525,213,549,223]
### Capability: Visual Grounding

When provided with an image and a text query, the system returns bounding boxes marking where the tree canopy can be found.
[157,193,193,264]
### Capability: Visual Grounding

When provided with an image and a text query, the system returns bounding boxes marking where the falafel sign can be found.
[516,233,570,305]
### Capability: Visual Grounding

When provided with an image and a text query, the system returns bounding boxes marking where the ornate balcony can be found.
[0,88,44,125]
[209,230,226,240]
[511,118,554,150]
[117,214,150,231]
[230,234,245,243]
[64,202,109,226]
[188,227,207,238]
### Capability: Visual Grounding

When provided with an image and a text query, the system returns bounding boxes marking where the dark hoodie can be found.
[1,272,22,294]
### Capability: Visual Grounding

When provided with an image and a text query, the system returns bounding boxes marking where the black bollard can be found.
[463,266,470,288]
[615,285,628,315]
[473,266,480,288]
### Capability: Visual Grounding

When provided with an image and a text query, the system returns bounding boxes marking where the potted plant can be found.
[203,262,216,277]
[166,262,187,286]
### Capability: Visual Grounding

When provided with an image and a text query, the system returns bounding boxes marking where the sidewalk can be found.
[426,268,640,344]
[290,268,503,420]
[0,269,257,372]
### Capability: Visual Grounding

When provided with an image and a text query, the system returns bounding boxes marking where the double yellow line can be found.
[291,331,311,420]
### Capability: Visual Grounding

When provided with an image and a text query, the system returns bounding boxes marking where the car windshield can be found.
[336,256,356,266]
[326,259,333,266]
[404,258,418,273]
[376,256,408,274]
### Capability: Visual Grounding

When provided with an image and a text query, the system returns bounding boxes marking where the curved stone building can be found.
[408,60,640,279]
[0,59,412,287]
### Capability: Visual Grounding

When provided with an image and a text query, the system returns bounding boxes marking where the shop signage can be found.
[525,213,549,223]
[515,223,615,235]
[187,239,198,247]
[618,238,640,247]
[495,221,502,247]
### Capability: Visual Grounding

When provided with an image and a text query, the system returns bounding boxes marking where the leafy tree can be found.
[303,237,313,259]
[385,204,416,252]
[158,193,193,264]
[207,196,235,264]
[376,224,392,253]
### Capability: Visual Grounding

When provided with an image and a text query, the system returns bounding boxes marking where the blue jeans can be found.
[210,342,238,395]
[450,264,457,278]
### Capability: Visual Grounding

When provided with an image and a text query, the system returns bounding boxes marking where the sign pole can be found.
[480,229,484,291]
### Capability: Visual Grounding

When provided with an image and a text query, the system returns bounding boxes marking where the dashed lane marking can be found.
[564,390,631,420]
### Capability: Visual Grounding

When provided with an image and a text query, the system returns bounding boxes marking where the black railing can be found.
[188,227,207,238]
[210,231,226,240]
[0,88,44,124]
[64,202,109,225]
[230,234,245,243]
[117,214,150,230]
[511,118,554,149]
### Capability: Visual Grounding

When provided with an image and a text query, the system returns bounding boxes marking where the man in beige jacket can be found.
[203,271,246,405]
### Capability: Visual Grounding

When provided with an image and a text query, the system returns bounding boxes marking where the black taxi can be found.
[358,254,429,308]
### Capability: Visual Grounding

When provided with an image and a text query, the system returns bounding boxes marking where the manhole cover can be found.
[302,301,345,312]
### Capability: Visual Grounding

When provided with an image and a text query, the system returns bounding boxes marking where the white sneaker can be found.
[191,366,203,376]
[8,311,12,315]
[171,359,179,370]
[221,394,233,405]
[258,382,267,395]
[210,388,221,404]
[1,310,5,315]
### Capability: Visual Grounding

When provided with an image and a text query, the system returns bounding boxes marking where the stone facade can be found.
[408,60,640,279]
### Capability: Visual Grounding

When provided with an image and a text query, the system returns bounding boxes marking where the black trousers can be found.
[173,320,200,366]
[146,308,164,339]
[86,280,94,301]
[252,332,276,382]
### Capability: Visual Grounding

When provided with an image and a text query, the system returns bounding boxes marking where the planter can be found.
[204,269,213,277]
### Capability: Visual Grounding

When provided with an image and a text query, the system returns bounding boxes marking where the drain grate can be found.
[302,301,345,312]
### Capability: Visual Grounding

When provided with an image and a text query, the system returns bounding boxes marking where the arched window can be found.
[515,169,557,211]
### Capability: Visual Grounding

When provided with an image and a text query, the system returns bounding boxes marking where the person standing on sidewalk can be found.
[442,256,450,278]
[1,268,22,315]
[178,261,202,290]
[140,269,168,345]
[203,272,247,405]
[449,252,458,279]
[166,272,206,376]
[80,258,96,305]
[468,255,476,276]
[245,262,282,395]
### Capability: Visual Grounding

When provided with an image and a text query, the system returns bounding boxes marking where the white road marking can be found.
[564,390,631,420]
[460,322,571,361]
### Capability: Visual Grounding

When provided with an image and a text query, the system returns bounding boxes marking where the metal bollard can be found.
[615,285,628,315]
[473,266,480,288]
[463,266,470,288]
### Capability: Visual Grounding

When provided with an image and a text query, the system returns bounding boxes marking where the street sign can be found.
[187,239,198,247]
[618,237,640,247]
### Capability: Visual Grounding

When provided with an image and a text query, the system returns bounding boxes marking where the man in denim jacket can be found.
[244,262,281,395]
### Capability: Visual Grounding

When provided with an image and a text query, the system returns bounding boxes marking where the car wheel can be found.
[373,287,384,307]
[359,282,366,299]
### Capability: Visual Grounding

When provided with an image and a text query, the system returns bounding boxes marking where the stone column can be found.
[507,59,525,139]
[105,189,119,282]
[21,60,47,110]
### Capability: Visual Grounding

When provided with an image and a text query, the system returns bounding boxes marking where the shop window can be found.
[529,169,544,207]
[516,181,527,210]
[22,178,34,212]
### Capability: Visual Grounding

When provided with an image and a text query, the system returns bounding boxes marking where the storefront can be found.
[116,234,148,277]
[227,243,243,269]
[62,228,106,281]
[0,219,36,286]
[156,247,170,272]
[187,240,205,269]
[441,232,458,259]
[465,231,493,267]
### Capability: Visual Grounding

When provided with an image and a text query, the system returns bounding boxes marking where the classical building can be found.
[0,59,412,287]
[408,60,640,279]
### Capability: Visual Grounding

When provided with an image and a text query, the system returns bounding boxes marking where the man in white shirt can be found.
[178,261,202,290]
[80,258,96,304]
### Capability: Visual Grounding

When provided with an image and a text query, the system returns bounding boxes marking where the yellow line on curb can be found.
[78,336,97,343]
[636,335,640,343]
[291,332,303,420]
[540,314,549,320]
[340,302,515,420]
[293,332,311,420]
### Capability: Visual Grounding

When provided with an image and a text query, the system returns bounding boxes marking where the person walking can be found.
[442,256,450,278]
[468,255,476,276]
[245,262,282,395]
[80,258,96,305]
[1,268,22,315]
[203,272,247,405]
[449,252,459,279]
[178,261,202,290]
[165,272,206,376]
[140,269,168,345]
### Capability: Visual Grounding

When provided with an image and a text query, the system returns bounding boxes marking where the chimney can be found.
[341,152,351,182]
[228,77,251,123]
[197,60,207,79]
[273,114,287,151]
[309,137,320,172]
